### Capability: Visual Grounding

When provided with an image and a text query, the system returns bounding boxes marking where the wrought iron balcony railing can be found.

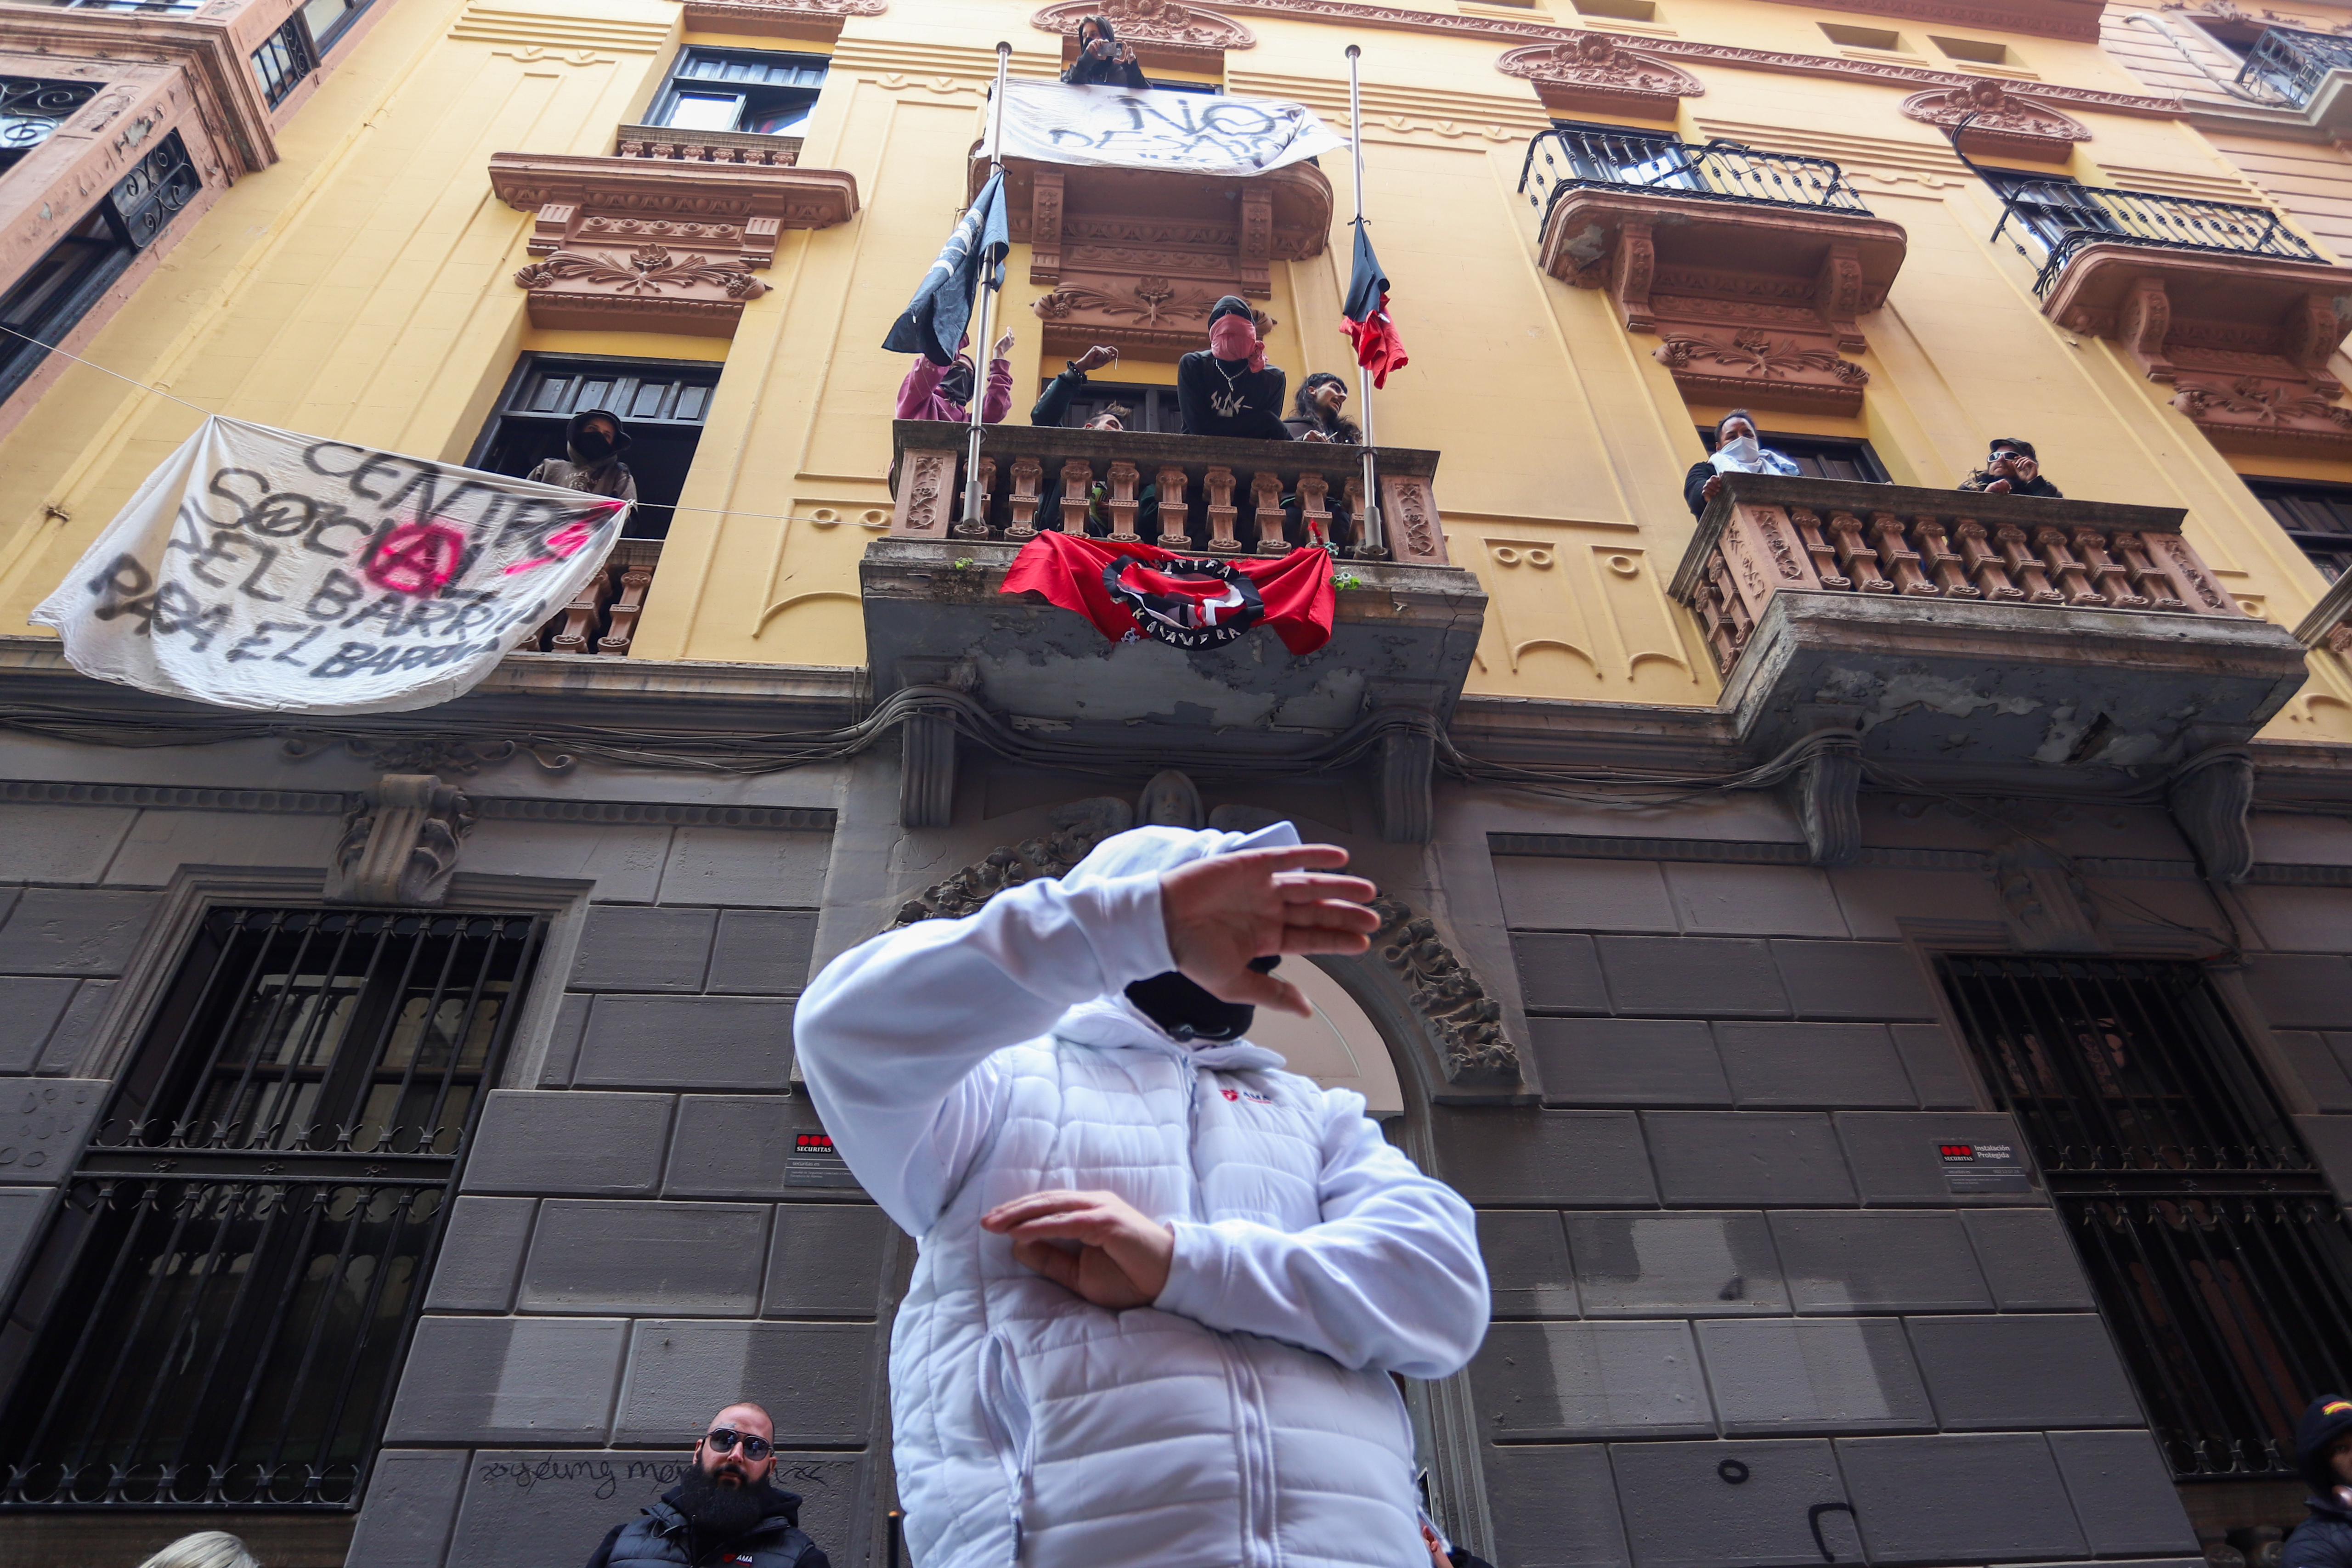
[0,78,100,173]
[2238,24,2352,107]
[1987,176,2325,299]
[1516,128,1871,233]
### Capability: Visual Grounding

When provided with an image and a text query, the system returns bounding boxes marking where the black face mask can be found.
[939,360,975,406]
[1124,957,1279,1043]
[572,429,616,463]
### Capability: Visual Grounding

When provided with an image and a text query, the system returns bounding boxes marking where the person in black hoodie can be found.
[2288,1395,2352,1568]
[528,409,639,503]
[1062,14,1148,87]
[1178,296,1290,441]
[585,1403,831,1568]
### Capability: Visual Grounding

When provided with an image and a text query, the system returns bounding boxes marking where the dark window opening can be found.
[649,48,826,136]
[0,131,197,406]
[469,353,720,540]
[252,16,318,109]
[1547,121,1704,190]
[1939,955,2352,1482]
[1979,169,2120,252]
[2245,477,2352,582]
[1062,381,1183,434]
[0,909,544,1509]
[1693,424,1890,483]
[0,78,102,176]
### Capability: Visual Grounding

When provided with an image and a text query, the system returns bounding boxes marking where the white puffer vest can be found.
[893,1011,1425,1568]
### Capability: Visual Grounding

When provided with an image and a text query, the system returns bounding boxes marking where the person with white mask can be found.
[1684,408,1803,517]
[793,822,1489,1568]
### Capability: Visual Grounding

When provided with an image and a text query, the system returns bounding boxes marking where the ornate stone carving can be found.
[1787,744,1862,868]
[2167,749,2255,884]
[1655,329,1871,413]
[1030,0,1255,54]
[1991,838,2106,950]
[1368,897,1520,1087]
[327,775,475,907]
[1495,35,1704,118]
[1137,769,1205,828]
[1899,79,2089,161]
[489,151,855,336]
[892,797,1137,924]
[2173,375,2352,455]
[680,0,886,40]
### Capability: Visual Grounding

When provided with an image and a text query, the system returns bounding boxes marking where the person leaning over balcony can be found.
[1959,436,2064,499]
[1178,296,1291,442]
[1063,14,1149,87]
[1284,371,1361,445]
[1684,408,1801,518]
[528,409,639,504]
[1032,343,1123,427]
[899,330,1015,425]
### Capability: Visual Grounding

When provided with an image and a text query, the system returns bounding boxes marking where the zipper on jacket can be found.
[978,1330,1036,1567]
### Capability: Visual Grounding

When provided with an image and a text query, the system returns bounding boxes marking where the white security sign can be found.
[31,417,628,715]
[995,79,1348,177]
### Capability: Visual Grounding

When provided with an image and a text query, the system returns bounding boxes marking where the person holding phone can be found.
[1063,14,1148,87]
[1960,436,2064,498]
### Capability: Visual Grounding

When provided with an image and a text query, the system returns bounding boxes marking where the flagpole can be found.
[1346,44,1385,560]
[958,40,1012,537]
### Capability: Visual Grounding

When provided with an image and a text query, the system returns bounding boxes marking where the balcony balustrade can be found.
[1672,472,2308,795]
[1519,130,1905,413]
[613,123,802,168]
[532,540,660,657]
[1990,178,2330,302]
[869,422,1486,839]
[2239,25,2352,127]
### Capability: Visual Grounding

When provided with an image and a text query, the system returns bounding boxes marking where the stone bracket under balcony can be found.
[489,149,858,336]
[2039,243,2352,457]
[1672,473,2309,870]
[1531,165,1905,416]
[973,152,1331,357]
[868,425,1481,840]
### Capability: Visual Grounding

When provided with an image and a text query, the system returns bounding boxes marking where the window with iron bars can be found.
[1939,955,2352,1481]
[251,16,318,110]
[0,908,544,1510]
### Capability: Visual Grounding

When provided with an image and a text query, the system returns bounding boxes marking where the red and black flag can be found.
[1001,533,1336,654]
[1341,218,1408,389]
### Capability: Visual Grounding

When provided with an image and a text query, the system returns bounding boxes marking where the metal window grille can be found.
[1518,126,1872,233]
[0,78,101,172]
[251,17,317,110]
[1939,955,2352,1481]
[0,908,544,1510]
[2238,24,2352,107]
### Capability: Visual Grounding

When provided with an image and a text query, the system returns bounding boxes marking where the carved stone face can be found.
[1136,768,1203,828]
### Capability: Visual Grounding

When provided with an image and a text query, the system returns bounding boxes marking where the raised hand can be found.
[981,1189,1173,1308]
[994,329,1016,362]
[1159,845,1379,1016]
[1074,344,1120,373]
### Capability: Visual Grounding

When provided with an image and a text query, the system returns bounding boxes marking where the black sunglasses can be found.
[703,1428,772,1461]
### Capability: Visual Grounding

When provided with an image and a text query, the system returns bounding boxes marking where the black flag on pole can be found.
[1341,218,1408,389]
[883,169,1011,367]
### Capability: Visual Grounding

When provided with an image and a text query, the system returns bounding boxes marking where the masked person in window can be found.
[585,1402,832,1568]
[1179,296,1290,442]
[898,330,1015,425]
[1959,436,2064,499]
[794,823,1489,1568]
[2285,1394,2352,1568]
[1684,408,1802,518]
[1062,14,1148,87]
[528,409,639,504]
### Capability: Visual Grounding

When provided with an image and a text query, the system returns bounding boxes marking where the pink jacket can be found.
[896,355,1012,423]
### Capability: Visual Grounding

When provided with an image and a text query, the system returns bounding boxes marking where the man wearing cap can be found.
[1178,296,1292,441]
[794,822,1489,1568]
[1959,436,2064,498]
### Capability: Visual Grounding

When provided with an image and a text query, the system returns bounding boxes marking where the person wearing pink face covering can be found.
[1178,295,1291,441]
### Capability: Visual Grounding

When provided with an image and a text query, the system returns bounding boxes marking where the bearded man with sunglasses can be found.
[584,1403,832,1568]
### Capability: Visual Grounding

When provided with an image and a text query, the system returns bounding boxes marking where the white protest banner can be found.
[30,416,630,715]
[995,79,1348,177]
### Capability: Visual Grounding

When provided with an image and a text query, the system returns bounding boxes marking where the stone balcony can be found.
[1672,473,2310,874]
[867,422,1486,840]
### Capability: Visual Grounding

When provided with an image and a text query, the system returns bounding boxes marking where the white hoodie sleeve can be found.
[793,868,1175,1236]
[1153,1091,1491,1378]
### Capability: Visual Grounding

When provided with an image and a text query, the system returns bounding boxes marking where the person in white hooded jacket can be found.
[793,823,1489,1568]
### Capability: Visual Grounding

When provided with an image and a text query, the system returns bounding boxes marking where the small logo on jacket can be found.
[1219,1086,1275,1105]
[2328,1400,2352,1416]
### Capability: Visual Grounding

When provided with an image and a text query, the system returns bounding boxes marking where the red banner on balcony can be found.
[1001,534,1336,655]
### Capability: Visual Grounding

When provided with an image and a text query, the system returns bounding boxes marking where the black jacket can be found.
[1281,415,1360,444]
[1959,468,2065,499]
[585,1483,831,1568]
[1682,460,1721,519]
[2289,1397,2352,1568]
[1177,352,1289,441]
[1063,50,1148,87]
[1032,365,1089,428]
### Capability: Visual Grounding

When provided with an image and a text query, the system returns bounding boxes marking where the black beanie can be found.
[1209,295,1252,326]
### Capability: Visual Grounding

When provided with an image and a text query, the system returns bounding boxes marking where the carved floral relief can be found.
[1898,78,2090,162]
[1495,34,1704,118]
